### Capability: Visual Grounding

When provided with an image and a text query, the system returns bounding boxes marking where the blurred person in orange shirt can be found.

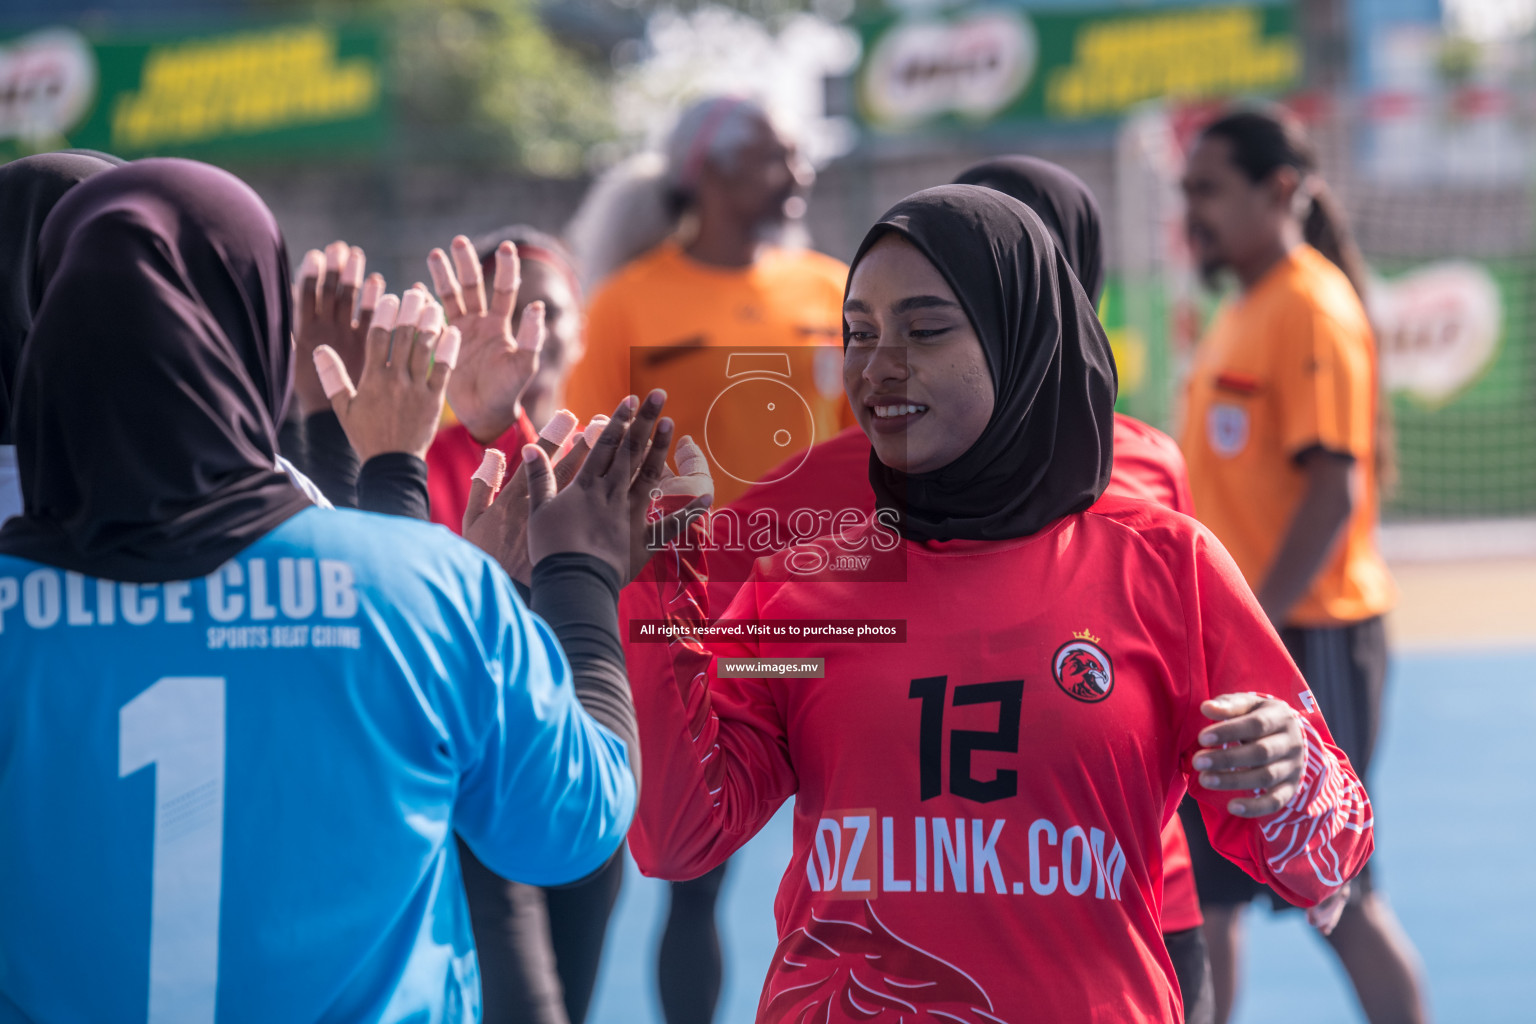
[563,95,849,1024]
[565,96,852,511]
[1178,106,1428,1024]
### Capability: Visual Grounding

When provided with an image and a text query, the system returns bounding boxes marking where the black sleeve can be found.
[276,410,307,468]
[302,410,360,509]
[358,453,431,522]
[529,553,638,792]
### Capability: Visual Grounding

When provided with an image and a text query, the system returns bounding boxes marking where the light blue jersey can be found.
[0,507,635,1023]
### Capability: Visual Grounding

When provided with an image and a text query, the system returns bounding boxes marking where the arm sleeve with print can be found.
[625,528,798,881]
[1173,524,1374,907]
[450,556,637,887]
[1275,302,1377,464]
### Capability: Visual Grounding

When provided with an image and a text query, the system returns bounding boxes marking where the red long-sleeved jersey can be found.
[628,495,1371,1023]
[679,414,1208,934]
[1100,415,1203,933]
[425,411,539,534]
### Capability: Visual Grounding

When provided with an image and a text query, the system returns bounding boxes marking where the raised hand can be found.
[312,286,458,462]
[293,241,384,416]
[523,391,710,584]
[429,235,545,444]
[463,410,586,586]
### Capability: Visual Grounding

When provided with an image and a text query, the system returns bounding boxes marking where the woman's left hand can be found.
[313,287,457,462]
[1191,692,1306,817]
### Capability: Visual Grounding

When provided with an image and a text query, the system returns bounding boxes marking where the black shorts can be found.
[1164,926,1214,1024]
[1181,615,1386,910]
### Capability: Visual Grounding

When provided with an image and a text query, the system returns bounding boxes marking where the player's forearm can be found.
[355,453,431,521]
[530,553,639,789]
[1256,452,1353,624]
[301,410,360,509]
[276,411,307,469]
[628,533,786,879]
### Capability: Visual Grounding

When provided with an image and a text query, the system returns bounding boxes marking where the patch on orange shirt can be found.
[1215,372,1260,395]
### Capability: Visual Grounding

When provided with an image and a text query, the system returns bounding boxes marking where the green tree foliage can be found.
[396,0,614,173]
[270,0,616,174]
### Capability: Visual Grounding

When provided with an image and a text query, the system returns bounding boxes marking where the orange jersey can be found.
[1181,245,1395,626]
[568,242,853,505]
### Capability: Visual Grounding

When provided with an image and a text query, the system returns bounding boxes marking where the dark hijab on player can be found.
[953,155,1106,305]
[849,185,1116,542]
[0,158,311,583]
[0,150,124,445]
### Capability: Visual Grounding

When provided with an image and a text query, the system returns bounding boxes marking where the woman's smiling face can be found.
[843,233,995,474]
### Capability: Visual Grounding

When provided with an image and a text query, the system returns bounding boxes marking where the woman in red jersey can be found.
[627,186,1371,1023]
[702,155,1209,1021]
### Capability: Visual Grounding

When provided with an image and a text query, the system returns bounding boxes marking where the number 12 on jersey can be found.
[119,676,226,1024]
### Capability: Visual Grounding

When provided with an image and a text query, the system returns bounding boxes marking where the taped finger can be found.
[473,448,507,492]
[335,246,364,319]
[313,345,353,401]
[365,293,400,369]
[436,326,462,370]
[539,409,579,449]
[452,236,487,315]
[490,242,521,320]
[428,248,464,317]
[397,287,426,328]
[296,249,325,320]
[674,434,710,478]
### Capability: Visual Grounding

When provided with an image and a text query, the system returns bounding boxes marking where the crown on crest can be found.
[1072,628,1100,644]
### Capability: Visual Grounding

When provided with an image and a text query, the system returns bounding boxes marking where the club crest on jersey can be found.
[1207,403,1249,457]
[1053,630,1114,703]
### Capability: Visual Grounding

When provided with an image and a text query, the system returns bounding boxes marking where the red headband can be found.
[678,97,750,190]
[479,243,583,304]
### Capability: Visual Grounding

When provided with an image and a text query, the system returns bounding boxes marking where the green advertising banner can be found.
[855,2,1299,132]
[1,20,389,162]
[1103,257,1536,519]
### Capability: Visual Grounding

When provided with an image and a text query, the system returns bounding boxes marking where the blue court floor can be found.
[585,648,1536,1023]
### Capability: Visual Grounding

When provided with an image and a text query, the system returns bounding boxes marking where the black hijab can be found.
[0,158,311,582]
[851,185,1116,542]
[953,156,1105,305]
[0,150,124,445]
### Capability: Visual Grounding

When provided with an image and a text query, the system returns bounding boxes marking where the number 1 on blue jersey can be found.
[120,676,226,1024]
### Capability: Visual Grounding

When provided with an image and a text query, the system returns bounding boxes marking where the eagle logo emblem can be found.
[1052,630,1114,703]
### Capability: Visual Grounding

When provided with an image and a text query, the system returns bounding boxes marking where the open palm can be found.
[428,234,544,443]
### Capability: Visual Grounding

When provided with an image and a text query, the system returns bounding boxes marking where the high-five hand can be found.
[428,235,544,444]
[313,286,458,462]
[463,410,586,586]
[523,392,710,583]
[293,241,384,416]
